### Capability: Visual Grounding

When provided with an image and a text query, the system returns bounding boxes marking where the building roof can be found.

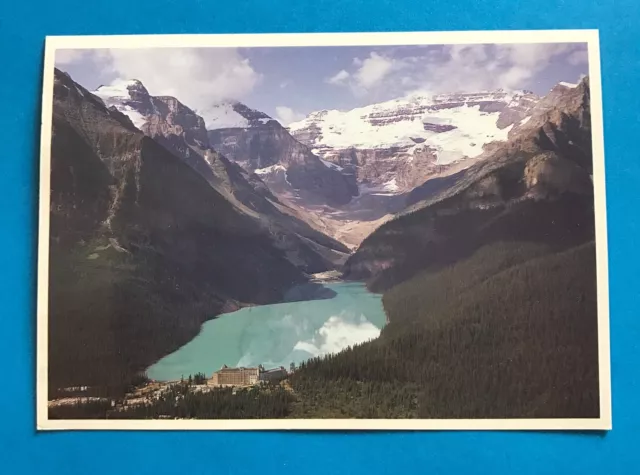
[215,366,259,373]
[262,367,287,374]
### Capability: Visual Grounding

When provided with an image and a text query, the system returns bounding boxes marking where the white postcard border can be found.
[37,29,611,431]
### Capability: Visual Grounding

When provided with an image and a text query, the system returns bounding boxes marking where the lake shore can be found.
[146,282,387,382]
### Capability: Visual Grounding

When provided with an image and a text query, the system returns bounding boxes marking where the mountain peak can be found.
[555,81,579,91]
[94,78,149,100]
[204,101,273,130]
[91,79,168,131]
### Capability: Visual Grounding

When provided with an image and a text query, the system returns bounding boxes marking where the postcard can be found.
[37,30,611,430]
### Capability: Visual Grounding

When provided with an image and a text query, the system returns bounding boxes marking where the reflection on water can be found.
[146,282,386,381]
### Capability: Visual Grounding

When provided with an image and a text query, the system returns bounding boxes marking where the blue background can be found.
[1,0,639,472]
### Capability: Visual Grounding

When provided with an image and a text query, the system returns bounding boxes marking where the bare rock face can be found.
[95,82,230,187]
[507,79,592,174]
[495,91,539,128]
[92,78,350,273]
[144,96,211,148]
[206,103,358,206]
[524,152,593,198]
[320,145,444,192]
[289,90,541,193]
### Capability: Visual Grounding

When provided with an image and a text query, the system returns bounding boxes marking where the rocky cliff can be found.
[206,102,359,206]
[93,80,350,272]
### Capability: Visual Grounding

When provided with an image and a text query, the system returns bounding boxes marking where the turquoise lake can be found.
[146,282,387,381]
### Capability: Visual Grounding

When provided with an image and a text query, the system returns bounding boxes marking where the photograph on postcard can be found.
[37,31,610,429]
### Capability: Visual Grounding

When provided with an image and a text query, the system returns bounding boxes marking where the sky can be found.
[55,43,589,127]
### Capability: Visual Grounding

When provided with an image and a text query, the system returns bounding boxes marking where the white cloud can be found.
[275,106,305,126]
[55,49,113,67]
[325,43,588,99]
[56,48,261,124]
[354,52,394,89]
[55,49,89,65]
[293,313,380,359]
[567,48,589,65]
[327,52,407,98]
[326,69,350,85]
[408,43,589,93]
[498,66,532,89]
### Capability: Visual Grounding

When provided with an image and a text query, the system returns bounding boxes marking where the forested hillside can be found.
[291,241,599,418]
[290,77,600,418]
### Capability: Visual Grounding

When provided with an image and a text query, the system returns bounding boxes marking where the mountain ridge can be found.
[343,76,593,289]
[206,101,359,206]
[91,76,351,271]
[287,88,542,192]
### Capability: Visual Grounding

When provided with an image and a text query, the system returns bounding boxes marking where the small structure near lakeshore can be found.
[258,365,288,383]
[208,364,288,387]
[209,365,260,386]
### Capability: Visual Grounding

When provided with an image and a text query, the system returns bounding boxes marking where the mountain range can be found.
[48,66,597,416]
[91,77,584,249]
[93,78,350,272]
[288,88,540,191]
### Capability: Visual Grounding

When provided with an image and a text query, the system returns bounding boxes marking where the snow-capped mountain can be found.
[206,102,358,206]
[89,78,581,249]
[94,79,211,148]
[93,79,235,191]
[92,79,151,129]
[90,78,351,271]
[288,89,541,191]
[204,102,274,129]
